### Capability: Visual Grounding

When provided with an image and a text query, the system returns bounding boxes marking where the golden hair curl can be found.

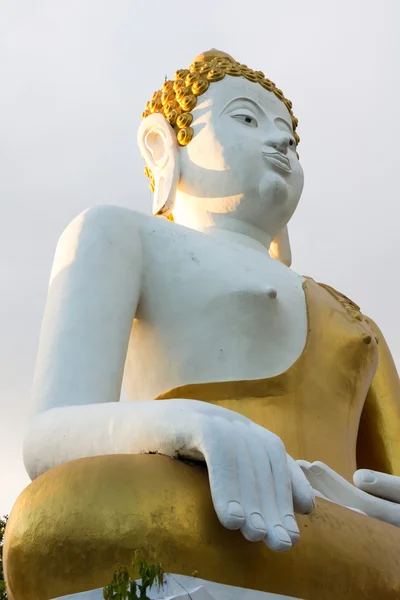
[142,49,300,192]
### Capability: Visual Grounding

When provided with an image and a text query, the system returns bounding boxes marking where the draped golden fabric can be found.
[357,318,400,475]
[158,278,385,482]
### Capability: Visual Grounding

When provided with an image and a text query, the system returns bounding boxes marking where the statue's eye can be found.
[231,113,258,128]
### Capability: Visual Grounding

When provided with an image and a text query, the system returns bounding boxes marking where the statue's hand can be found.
[297,460,400,527]
[155,400,314,552]
[354,469,400,503]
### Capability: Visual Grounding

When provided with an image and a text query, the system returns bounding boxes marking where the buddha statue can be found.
[4,49,400,600]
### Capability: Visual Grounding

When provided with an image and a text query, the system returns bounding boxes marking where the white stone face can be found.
[175,77,304,242]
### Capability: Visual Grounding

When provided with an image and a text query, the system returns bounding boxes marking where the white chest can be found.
[123,221,307,400]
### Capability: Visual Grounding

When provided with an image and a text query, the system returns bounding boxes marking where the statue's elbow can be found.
[23,409,55,480]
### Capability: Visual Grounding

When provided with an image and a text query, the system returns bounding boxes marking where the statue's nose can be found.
[267,131,290,154]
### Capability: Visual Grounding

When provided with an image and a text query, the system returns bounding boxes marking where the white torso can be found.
[123,211,307,400]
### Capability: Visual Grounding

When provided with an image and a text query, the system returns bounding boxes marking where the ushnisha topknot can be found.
[143,49,299,192]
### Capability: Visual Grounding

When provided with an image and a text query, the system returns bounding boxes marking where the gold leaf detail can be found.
[192,78,210,96]
[225,66,242,76]
[260,79,274,91]
[162,80,174,93]
[161,90,175,105]
[189,61,204,73]
[166,109,180,126]
[178,94,197,112]
[175,69,189,80]
[176,113,193,129]
[185,72,201,87]
[177,127,194,146]
[175,86,190,100]
[207,68,225,82]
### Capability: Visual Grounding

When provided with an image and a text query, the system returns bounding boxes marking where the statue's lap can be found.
[4,455,400,600]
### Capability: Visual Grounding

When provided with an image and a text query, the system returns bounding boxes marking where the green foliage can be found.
[0,515,8,600]
[103,550,164,600]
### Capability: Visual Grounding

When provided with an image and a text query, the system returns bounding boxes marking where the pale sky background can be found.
[1,0,399,516]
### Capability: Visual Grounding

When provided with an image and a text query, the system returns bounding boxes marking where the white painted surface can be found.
[53,573,301,600]
[23,74,400,563]
[24,78,314,554]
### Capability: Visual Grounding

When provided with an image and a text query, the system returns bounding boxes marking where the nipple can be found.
[267,288,278,299]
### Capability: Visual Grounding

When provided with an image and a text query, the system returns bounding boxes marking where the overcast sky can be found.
[1,0,399,516]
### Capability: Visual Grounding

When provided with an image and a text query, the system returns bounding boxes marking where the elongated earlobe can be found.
[270,226,292,267]
[137,113,180,217]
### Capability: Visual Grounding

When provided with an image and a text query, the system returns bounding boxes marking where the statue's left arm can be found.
[356,319,400,477]
[299,319,400,525]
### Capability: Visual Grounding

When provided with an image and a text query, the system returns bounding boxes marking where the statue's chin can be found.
[260,169,290,198]
[257,173,294,231]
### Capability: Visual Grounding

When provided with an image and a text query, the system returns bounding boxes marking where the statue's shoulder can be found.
[55,206,159,264]
[308,278,361,312]
[304,277,385,342]
[304,276,366,320]
[59,205,164,243]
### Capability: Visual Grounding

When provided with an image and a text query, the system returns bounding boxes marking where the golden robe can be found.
[5,278,400,600]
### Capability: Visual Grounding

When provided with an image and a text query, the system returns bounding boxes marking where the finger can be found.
[299,461,362,506]
[267,436,300,545]
[314,489,330,501]
[354,470,400,503]
[288,456,315,514]
[245,428,292,551]
[345,506,368,516]
[300,461,387,515]
[200,417,245,531]
[304,462,400,525]
[233,425,270,543]
[311,486,367,514]
[296,459,312,470]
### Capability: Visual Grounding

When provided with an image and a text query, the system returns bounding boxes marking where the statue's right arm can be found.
[24,205,144,477]
[24,205,313,552]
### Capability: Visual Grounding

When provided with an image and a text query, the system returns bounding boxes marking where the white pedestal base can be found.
[53,573,302,599]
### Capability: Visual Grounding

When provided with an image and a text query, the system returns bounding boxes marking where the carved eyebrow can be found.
[221,97,293,132]
[220,97,264,117]
[274,116,293,134]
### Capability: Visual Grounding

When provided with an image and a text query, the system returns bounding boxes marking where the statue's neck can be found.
[172,197,272,255]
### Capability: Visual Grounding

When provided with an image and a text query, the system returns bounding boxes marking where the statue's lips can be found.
[262,151,292,173]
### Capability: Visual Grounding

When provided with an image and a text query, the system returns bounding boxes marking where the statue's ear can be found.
[137,113,180,216]
[269,226,292,267]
